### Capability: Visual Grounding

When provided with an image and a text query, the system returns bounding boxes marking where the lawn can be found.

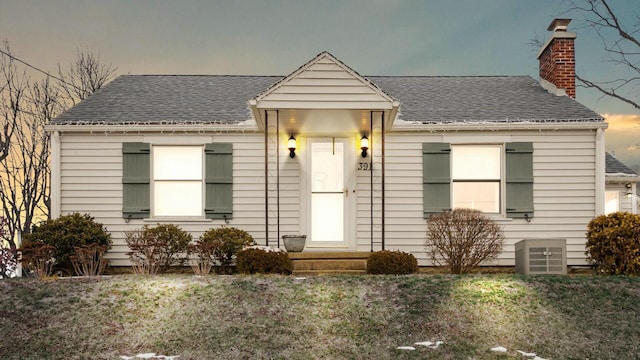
[0,274,638,359]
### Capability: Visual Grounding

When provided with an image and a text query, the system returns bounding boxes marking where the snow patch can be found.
[491,346,508,353]
[396,346,415,351]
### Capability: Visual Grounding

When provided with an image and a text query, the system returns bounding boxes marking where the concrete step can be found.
[288,252,370,274]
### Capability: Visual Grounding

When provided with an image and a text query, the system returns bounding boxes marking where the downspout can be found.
[264,111,269,246]
[51,130,61,219]
[595,128,605,216]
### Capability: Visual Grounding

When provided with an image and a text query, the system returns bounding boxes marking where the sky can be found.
[1,0,639,170]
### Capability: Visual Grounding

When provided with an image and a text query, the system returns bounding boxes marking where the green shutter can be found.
[122,142,150,219]
[205,143,233,219]
[423,143,451,217]
[505,142,534,219]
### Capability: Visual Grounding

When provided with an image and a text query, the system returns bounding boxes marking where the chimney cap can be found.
[547,18,572,32]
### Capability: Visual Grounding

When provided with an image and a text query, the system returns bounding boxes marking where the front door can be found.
[307,137,354,248]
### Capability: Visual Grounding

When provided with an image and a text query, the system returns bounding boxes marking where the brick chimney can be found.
[537,18,576,98]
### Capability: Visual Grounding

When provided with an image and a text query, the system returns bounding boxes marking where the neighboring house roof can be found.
[605,152,639,180]
[51,74,604,126]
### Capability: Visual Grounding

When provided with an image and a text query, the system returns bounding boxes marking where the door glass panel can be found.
[311,193,344,241]
[311,141,344,242]
[312,143,343,192]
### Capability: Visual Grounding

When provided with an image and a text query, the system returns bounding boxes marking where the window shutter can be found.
[122,142,150,219]
[423,143,451,217]
[505,142,534,219]
[205,143,233,219]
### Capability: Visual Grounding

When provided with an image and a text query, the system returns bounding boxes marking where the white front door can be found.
[307,138,354,248]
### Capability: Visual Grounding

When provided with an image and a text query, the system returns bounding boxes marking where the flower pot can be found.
[282,235,306,252]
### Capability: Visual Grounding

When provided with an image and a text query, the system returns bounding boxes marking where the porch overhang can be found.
[248,51,400,133]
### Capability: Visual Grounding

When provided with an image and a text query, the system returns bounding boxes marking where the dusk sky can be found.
[1,0,638,169]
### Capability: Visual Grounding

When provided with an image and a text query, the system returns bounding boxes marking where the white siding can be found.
[354,129,598,266]
[58,127,600,267]
[257,57,392,110]
[58,132,298,266]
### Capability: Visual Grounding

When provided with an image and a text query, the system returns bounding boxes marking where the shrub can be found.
[23,213,112,274]
[20,241,56,278]
[586,212,640,275]
[366,250,418,275]
[200,226,256,273]
[425,208,504,274]
[0,247,18,279]
[236,247,293,274]
[69,244,109,276]
[187,240,218,275]
[125,224,192,274]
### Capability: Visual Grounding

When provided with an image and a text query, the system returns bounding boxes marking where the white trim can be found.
[632,183,638,214]
[392,121,607,132]
[45,124,260,133]
[51,131,61,218]
[595,128,606,216]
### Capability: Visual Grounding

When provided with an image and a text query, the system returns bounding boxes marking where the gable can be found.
[253,52,395,111]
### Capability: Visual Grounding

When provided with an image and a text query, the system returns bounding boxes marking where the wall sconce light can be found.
[625,183,633,198]
[360,135,369,158]
[288,135,296,158]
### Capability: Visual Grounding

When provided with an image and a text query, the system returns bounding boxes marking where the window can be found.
[423,142,533,219]
[153,146,203,217]
[451,145,501,213]
[604,190,620,215]
[122,142,233,220]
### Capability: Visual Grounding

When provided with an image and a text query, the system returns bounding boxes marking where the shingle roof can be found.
[51,74,603,125]
[606,152,639,176]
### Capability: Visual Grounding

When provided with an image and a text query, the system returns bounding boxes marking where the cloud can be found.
[604,114,640,172]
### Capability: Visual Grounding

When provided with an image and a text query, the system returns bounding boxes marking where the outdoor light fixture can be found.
[360,135,369,158]
[625,183,633,198]
[288,135,296,158]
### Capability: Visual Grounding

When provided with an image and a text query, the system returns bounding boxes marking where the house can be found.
[605,152,639,214]
[47,18,607,267]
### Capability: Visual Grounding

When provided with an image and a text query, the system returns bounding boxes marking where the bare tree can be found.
[0,41,25,163]
[0,76,60,250]
[568,0,639,110]
[57,49,117,106]
[0,41,116,249]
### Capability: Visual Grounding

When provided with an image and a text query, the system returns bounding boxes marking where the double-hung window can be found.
[604,190,620,215]
[451,145,501,213]
[423,142,533,219]
[153,146,203,217]
[122,142,233,220]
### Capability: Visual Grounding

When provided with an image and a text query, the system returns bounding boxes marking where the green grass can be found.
[0,274,639,359]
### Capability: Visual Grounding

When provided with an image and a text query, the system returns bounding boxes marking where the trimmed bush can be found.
[425,208,504,274]
[367,250,418,275]
[24,213,112,274]
[125,224,192,274]
[236,247,293,274]
[586,212,640,275]
[200,226,256,273]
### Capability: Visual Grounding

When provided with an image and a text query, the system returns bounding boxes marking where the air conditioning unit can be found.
[515,239,567,275]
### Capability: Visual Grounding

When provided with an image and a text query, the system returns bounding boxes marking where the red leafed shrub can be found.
[425,208,504,274]
[586,212,640,275]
